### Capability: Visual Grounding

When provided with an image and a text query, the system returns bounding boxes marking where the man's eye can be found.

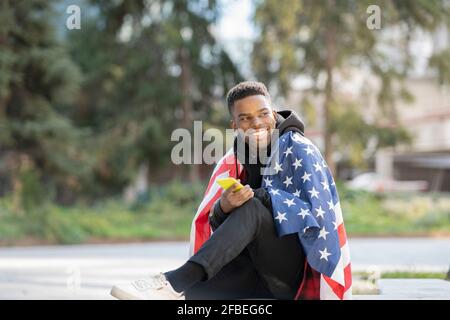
[239,117,248,121]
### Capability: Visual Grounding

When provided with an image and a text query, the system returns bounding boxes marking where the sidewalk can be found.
[0,238,448,299]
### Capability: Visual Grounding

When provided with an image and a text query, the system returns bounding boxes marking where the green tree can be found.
[0,0,92,207]
[252,0,450,173]
[66,0,240,194]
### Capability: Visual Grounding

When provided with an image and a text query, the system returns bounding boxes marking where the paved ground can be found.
[0,238,448,299]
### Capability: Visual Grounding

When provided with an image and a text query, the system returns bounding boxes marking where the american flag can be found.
[189,132,352,300]
[189,148,242,256]
[262,131,352,300]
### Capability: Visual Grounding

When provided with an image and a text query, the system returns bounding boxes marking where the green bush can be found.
[1,180,449,245]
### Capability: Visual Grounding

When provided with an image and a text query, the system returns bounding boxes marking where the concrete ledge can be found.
[354,279,450,300]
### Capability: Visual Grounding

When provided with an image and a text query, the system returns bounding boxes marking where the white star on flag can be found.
[327,200,335,211]
[283,176,293,188]
[315,206,325,218]
[293,189,301,197]
[274,162,283,174]
[319,247,332,261]
[332,220,338,230]
[283,146,293,157]
[263,177,273,187]
[322,160,328,168]
[292,133,304,144]
[298,208,310,219]
[275,211,287,223]
[292,158,303,170]
[318,226,330,240]
[321,180,330,191]
[308,186,319,199]
[313,162,322,172]
[283,198,295,207]
[269,189,280,196]
[301,171,312,183]
[304,145,314,155]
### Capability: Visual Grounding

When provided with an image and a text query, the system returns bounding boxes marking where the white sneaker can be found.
[110,273,185,300]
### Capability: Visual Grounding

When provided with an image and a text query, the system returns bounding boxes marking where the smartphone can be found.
[217,177,244,192]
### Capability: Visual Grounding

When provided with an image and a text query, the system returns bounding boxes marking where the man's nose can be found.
[251,116,263,128]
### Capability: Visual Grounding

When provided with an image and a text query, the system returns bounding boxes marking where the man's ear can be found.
[272,110,277,119]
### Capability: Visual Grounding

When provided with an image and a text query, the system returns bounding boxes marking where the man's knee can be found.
[237,198,272,223]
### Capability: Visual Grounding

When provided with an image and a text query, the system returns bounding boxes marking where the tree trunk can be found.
[178,46,200,183]
[324,0,337,176]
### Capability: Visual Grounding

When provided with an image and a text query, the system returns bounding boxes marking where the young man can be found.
[111,81,352,300]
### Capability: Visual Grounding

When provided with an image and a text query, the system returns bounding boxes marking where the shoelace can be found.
[146,274,168,289]
[133,274,167,290]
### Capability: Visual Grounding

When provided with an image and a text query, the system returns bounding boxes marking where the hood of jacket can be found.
[275,109,305,136]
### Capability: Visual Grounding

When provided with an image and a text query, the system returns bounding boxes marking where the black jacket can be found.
[209,110,305,230]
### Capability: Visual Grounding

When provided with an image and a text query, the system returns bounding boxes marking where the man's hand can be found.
[219,182,254,214]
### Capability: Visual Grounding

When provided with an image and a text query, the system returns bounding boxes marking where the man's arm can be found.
[209,199,228,232]
[208,187,272,231]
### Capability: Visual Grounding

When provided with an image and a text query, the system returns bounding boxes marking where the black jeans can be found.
[186,197,305,300]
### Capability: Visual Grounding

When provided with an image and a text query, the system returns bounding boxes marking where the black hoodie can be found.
[209,109,305,230]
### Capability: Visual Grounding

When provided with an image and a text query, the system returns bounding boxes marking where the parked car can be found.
[346,172,428,192]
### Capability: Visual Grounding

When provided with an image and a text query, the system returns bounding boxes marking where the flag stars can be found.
[269,189,280,196]
[298,208,310,219]
[292,133,303,144]
[318,226,330,240]
[301,171,312,183]
[292,158,303,170]
[327,200,335,211]
[283,176,293,188]
[321,180,330,191]
[332,221,338,230]
[319,248,332,261]
[274,162,283,174]
[283,198,296,207]
[263,177,273,187]
[275,211,288,223]
[293,189,301,197]
[283,146,293,157]
[304,145,314,155]
[313,162,322,172]
[308,186,320,199]
[315,206,325,219]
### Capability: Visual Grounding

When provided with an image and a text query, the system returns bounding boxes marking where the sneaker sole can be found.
[110,286,142,300]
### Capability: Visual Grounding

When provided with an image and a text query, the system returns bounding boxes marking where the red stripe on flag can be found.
[204,153,239,195]
[322,262,352,299]
[204,165,231,195]
[193,190,223,253]
[344,263,352,290]
[323,275,344,300]
[337,223,347,247]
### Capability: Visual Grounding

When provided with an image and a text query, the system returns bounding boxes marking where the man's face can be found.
[230,95,277,150]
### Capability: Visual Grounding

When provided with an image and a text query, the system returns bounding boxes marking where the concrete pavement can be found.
[0,238,448,299]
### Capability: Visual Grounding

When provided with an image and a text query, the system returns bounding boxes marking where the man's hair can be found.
[226,81,271,114]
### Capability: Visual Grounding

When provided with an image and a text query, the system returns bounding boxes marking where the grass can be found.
[381,272,448,279]
[354,271,448,280]
[0,180,449,245]
[337,183,450,237]
[0,180,203,245]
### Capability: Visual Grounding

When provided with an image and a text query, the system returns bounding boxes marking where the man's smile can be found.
[247,128,270,139]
